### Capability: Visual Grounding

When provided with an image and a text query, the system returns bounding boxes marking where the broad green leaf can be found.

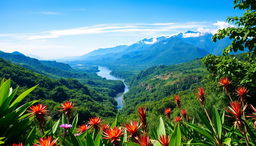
[213,107,222,139]
[157,117,166,138]
[111,114,118,128]
[71,114,79,132]
[0,87,18,112]
[52,119,60,134]
[0,79,10,107]
[223,138,231,146]
[185,122,215,142]
[170,123,181,146]
[86,133,94,146]
[197,111,212,131]
[10,85,38,108]
[94,131,102,146]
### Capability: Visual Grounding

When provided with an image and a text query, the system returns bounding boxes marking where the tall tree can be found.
[213,0,255,57]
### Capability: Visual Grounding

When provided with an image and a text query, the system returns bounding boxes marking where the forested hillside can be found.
[0,58,120,120]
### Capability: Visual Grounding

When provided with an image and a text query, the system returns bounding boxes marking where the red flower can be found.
[174,95,181,107]
[11,143,23,146]
[138,107,147,130]
[164,108,172,118]
[159,135,170,146]
[89,117,101,128]
[29,104,47,122]
[137,135,150,146]
[174,116,182,123]
[103,127,123,143]
[124,120,141,136]
[219,77,231,87]
[197,88,205,104]
[60,101,73,113]
[181,109,187,119]
[236,87,248,98]
[33,136,58,146]
[226,101,246,121]
[100,124,110,132]
[78,124,91,133]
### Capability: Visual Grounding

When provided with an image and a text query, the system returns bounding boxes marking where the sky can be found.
[0,0,242,59]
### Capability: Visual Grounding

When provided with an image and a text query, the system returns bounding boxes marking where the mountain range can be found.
[65,31,231,70]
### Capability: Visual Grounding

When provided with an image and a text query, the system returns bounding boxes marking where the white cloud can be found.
[0,22,211,40]
[213,21,234,29]
[0,21,233,59]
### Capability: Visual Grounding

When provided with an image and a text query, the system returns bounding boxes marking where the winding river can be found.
[96,66,129,109]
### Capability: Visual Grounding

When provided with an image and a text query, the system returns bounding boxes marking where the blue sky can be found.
[0,0,242,59]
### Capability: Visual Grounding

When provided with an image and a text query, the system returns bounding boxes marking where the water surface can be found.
[96,66,129,109]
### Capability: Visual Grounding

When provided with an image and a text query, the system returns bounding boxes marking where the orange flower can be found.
[197,88,205,104]
[11,143,23,146]
[137,134,150,146]
[164,108,172,118]
[103,127,123,143]
[78,124,91,133]
[159,135,170,146]
[174,116,182,123]
[219,77,231,86]
[89,117,101,128]
[236,87,248,98]
[33,136,58,146]
[174,95,181,107]
[181,109,187,119]
[124,120,141,136]
[138,107,147,130]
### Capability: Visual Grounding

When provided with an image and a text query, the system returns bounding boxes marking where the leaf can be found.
[71,114,79,133]
[0,79,10,107]
[223,138,231,146]
[10,85,38,108]
[52,119,60,134]
[213,106,222,139]
[25,127,36,145]
[86,133,94,146]
[94,131,102,146]
[157,117,166,138]
[185,122,215,142]
[170,123,181,146]
[111,114,118,128]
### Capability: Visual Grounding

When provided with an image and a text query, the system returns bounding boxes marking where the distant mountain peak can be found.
[182,30,203,38]
[139,36,168,45]
[12,51,25,56]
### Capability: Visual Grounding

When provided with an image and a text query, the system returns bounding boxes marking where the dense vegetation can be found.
[0,58,122,120]
[0,0,255,145]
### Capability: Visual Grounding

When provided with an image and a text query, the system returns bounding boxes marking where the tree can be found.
[213,0,256,56]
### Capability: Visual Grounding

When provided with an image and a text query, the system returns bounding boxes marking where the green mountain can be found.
[0,51,88,78]
[0,58,118,120]
[120,59,207,116]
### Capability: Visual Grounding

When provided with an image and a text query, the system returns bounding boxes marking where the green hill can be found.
[0,58,119,120]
